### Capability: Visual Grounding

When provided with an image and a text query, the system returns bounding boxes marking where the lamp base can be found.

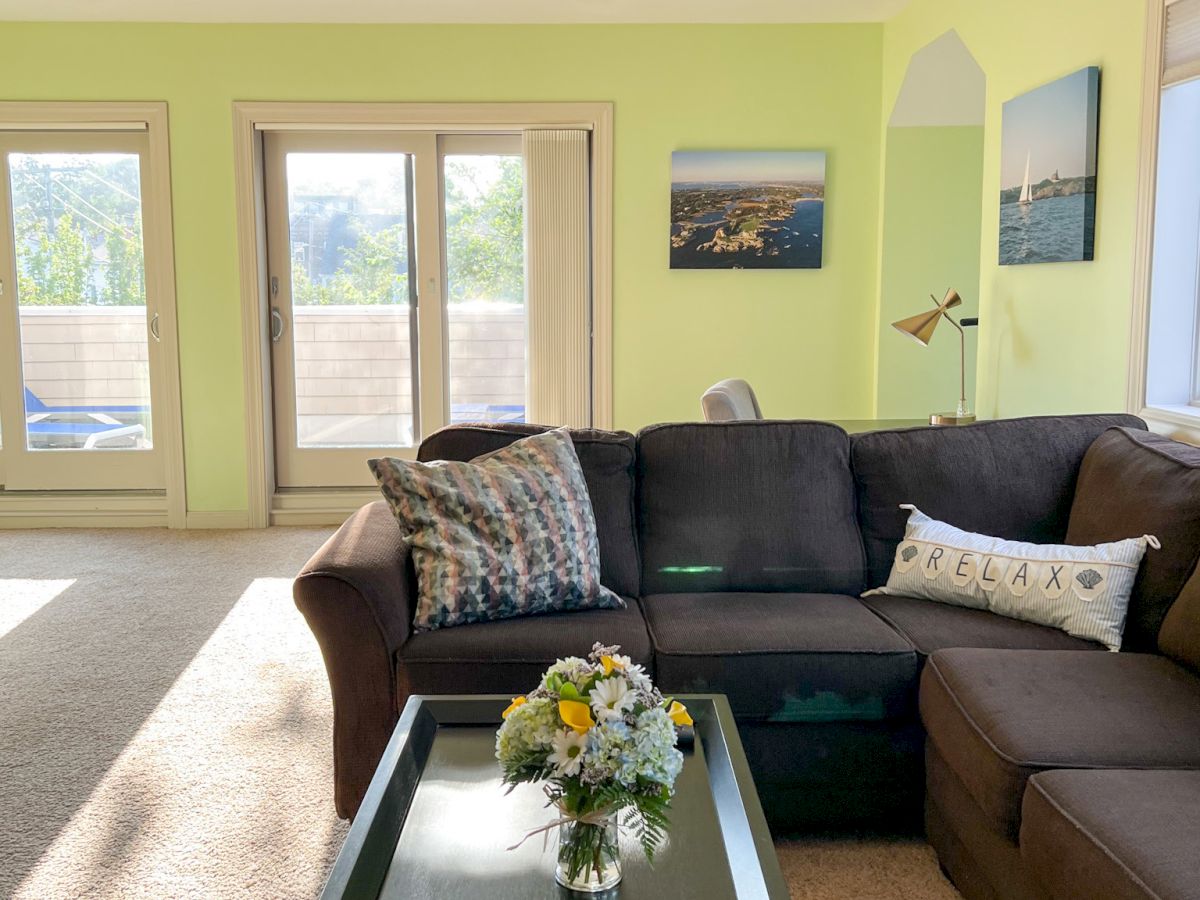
[929,412,977,426]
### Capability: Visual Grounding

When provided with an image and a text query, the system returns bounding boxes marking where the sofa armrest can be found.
[294,500,414,819]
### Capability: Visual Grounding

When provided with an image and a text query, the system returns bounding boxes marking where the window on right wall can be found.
[1143,0,1200,418]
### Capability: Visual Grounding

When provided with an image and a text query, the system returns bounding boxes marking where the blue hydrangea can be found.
[629,707,684,788]
[581,718,632,785]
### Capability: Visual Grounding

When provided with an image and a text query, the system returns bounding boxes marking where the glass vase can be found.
[555,816,622,893]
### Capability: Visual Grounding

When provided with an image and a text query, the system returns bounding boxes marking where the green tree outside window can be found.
[11,154,146,307]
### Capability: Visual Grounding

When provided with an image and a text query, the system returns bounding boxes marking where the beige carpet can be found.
[0,527,958,899]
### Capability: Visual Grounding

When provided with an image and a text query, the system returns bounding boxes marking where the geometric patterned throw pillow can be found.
[369,428,624,631]
[863,505,1159,651]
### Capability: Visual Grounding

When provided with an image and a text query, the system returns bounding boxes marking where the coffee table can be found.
[320,694,788,899]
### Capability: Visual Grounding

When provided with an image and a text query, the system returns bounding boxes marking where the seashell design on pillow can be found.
[864,505,1158,651]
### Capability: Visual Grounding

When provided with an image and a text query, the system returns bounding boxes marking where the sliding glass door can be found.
[264,132,434,488]
[264,131,525,490]
[0,131,165,491]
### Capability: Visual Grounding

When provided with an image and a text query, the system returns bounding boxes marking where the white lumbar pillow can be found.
[864,505,1159,651]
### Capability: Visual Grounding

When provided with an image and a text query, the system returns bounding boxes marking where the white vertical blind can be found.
[1165,0,1200,86]
[523,129,592,428]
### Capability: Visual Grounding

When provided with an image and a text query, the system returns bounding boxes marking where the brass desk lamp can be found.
[892,288,979,426]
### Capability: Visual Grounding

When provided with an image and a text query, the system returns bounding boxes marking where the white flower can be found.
[544,656,593,692]
[623,662,652,692]
[548,728,589,776]
[589,675,634,722]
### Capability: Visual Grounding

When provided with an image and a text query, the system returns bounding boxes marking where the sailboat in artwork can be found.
[1018,152,1033,204]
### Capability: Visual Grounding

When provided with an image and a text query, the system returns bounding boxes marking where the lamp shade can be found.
[891,289,962,347]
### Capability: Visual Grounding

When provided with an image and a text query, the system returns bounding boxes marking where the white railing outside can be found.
[18,304,526,437]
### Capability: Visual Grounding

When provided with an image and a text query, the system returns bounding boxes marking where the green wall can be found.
[0,10,1151,517]
[881,0,1148,419]
[0,23,885,513]
[877,125,983,418]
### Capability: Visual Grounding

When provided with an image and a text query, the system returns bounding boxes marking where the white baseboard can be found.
[0,495,356,530]
[185,510,252,529]
[0,512,167,528]
[269,511,351,526]
[0,491,168,528]
[270,489,376,527]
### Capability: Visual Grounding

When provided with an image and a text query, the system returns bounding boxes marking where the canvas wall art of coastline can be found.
[670,151,825,269]
[999,66,1100,266]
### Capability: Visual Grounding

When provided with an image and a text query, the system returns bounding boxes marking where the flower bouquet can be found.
[496,642,693,892]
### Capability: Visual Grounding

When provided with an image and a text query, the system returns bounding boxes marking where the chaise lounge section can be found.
[1021,769,1200,900]
[295,413,1200,899]
[916,427,1200,900]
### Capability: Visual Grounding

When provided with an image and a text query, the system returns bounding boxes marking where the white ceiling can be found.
[0,0,910,24]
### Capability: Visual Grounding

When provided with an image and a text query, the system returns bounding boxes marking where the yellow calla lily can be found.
[559,699,595,735]
[667,700,693,727]
[502,696,526,719]
[600,655,622,675]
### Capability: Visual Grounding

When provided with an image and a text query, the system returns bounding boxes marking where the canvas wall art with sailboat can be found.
[998,66,1100,265]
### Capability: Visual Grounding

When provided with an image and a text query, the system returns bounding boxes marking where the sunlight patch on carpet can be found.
[13,576,347,900]
[0,579,74,640]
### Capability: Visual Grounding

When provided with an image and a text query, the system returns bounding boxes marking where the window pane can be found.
[285,152,416,447]
[10,152,152,451]
[443,154,526,425]
[1147,79,1200,407]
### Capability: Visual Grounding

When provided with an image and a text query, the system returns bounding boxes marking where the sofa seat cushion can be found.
[395,599,652,699]
[862,594,1105,659]
[1021,769,1200,900]
[643,592,918,721]
[920,648,1200,841]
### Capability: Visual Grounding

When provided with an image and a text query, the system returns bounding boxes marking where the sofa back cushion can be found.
[1160,567,1200,674]
[851,414,1146,590]
[1067,427,1200,652]
[636,421,864,595]
[418,424,640,597]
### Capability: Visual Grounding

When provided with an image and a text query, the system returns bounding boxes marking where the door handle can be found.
[150,312,160,342]
[270,307,285,342]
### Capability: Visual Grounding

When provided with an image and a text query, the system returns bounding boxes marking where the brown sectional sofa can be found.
[295,414,1200,900]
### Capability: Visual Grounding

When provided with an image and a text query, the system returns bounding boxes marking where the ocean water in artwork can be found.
[669,194,824,269]
[998,192,1095,265]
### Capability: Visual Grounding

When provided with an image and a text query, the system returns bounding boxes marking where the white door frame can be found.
[0,102,185,528]
[232,101,613,527]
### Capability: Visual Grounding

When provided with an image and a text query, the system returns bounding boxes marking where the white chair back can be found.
[701,378,764,422]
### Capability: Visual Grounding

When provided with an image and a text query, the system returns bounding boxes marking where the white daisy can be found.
[547,728,589,776]
[589,675,634,722]
[623,662,652,691]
